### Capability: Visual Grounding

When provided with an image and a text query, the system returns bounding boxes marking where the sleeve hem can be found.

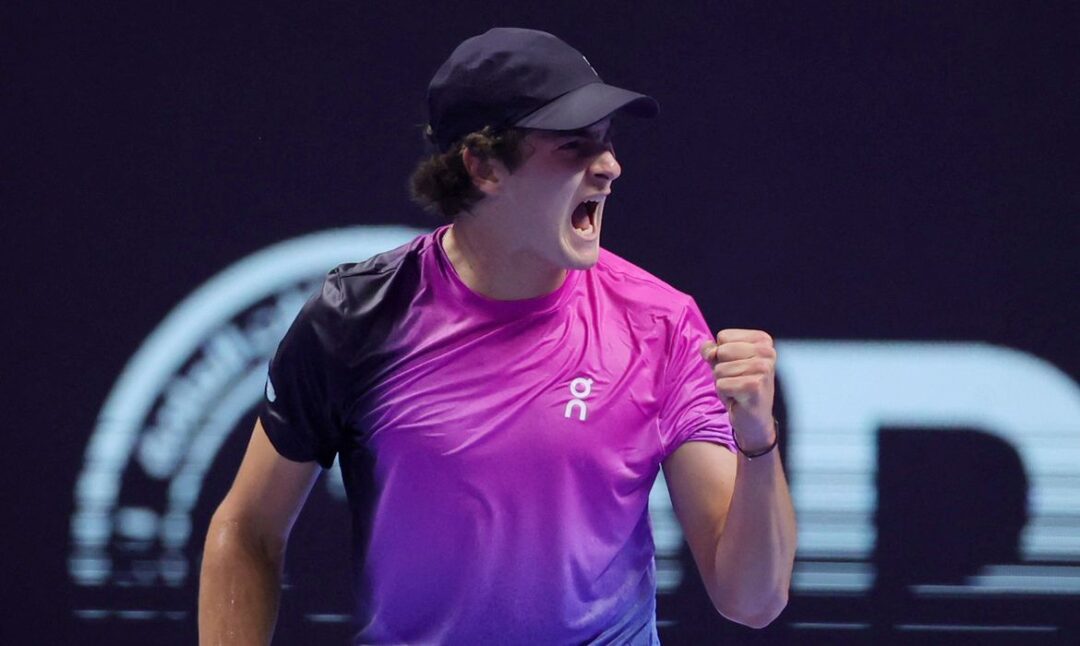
[257,409,333,469]
[661,429,737,461]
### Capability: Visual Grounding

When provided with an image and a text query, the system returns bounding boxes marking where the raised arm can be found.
[661,329,796,628]
[199,418,322,645]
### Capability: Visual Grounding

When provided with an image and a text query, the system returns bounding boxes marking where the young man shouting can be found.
[199,27,796,645]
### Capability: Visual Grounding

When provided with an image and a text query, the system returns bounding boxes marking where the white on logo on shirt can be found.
[564,377,594,422]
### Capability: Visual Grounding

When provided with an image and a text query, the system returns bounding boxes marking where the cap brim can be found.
[513,82,659,131]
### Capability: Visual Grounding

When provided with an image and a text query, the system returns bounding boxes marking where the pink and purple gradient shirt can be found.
[260,227,734,644]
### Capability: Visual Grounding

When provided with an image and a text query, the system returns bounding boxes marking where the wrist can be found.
[732,418,780,459]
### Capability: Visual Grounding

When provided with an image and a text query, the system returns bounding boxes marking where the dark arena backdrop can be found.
[4,1,1078,644]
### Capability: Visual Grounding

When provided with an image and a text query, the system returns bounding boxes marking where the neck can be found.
[442,217,567,301]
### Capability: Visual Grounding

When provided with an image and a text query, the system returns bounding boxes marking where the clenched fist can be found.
[701,329,777,452]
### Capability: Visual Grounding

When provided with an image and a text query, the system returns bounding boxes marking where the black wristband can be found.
[732,418,780,459]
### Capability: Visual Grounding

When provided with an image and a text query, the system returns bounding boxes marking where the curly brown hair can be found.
[409,126,530,220]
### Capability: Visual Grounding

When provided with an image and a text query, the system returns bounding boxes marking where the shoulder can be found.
[329,232,431,293]
[280,232,433,368]
[592,247,698,317]
[313,231,433,314]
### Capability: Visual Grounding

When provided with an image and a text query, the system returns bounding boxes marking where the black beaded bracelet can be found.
[732,418,780,459]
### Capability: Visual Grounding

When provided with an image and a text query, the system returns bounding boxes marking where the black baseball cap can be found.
[426,27,659,152]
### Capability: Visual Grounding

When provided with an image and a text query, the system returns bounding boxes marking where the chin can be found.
[562,246,600,270]
[555,224,602,270]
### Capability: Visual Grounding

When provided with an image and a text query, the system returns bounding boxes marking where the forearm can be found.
[199,515,285,646]
[710,447,797,628]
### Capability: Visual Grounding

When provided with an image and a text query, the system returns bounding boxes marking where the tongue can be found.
[572,202,590,231]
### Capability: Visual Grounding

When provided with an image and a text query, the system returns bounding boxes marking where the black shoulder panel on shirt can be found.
[259,235,426,468]
[328,237,425,424]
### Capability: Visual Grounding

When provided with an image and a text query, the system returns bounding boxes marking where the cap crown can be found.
[427,28,602,151]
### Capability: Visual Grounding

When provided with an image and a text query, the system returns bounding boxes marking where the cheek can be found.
[522,183,577,222]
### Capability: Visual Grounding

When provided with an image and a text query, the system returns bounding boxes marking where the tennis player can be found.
[199,27,796,645]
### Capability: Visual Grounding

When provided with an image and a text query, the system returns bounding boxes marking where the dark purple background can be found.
[4,1,1078,644]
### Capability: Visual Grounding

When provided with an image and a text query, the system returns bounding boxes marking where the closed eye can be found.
[559,139,613,157]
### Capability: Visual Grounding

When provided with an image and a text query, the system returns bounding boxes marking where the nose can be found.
[590,147,622,184]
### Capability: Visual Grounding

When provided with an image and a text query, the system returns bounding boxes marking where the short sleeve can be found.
[657,297,736,459]
[258,271,350,468]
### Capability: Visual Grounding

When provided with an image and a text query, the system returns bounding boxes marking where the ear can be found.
[462,147,507,196]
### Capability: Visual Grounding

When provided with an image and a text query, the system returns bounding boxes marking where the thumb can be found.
[700,342,718,363]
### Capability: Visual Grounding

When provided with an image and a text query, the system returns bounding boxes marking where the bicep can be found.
[662,440,737,576]
[212,418,322,548]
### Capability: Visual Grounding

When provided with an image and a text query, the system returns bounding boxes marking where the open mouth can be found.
[571,199,601,236]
